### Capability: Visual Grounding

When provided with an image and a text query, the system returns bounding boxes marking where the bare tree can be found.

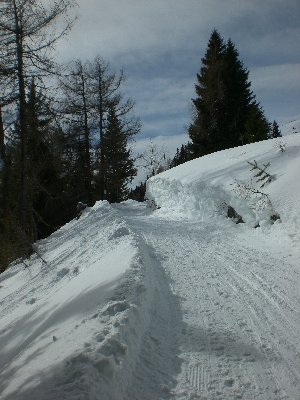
[58,56,141,203]
[89,56,141,199]
[139,139,171,177]
[0,0,75,239]
[60,59,93,205]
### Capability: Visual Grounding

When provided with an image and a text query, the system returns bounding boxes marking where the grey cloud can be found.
[55,0,300,141]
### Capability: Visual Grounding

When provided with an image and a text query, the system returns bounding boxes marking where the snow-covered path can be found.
[115,202,300,400]
[1,136,300,400]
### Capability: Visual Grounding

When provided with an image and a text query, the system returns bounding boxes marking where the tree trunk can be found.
[0,104,7,212]
[81,73,93,206]
[98,74,105,200]
[13,1,33,240]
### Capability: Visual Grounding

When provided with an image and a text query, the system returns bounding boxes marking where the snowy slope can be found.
[281,119,300,136]
[0,202,157,399]
[146,134,300,248]
[1,134,300,400]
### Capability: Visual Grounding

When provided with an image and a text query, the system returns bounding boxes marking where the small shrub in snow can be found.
[233,181,269,202]
[247,160,274,188]
[270,213,280,222]
[232,181,280,225]
[277,141,287,153]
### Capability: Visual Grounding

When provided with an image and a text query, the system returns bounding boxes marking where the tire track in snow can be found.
[116,203,300,400]
[178,233,264,399]
[216,245,300,399]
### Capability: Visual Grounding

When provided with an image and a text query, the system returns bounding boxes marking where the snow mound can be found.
[146,134,300,246]
[0,201,155,400]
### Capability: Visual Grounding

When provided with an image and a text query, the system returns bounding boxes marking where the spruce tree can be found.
[188,29,226,156]
[244,102,270,143]
[222,39,254,146]
[270,120,282,138]
[170,143,192,168]
[26,80,64,238]
[102,106,136,203]
[189,30,270,157]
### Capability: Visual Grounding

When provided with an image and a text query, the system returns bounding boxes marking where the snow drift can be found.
[1,133,300,400]
[0,201,158,399]
[146,134,300,246]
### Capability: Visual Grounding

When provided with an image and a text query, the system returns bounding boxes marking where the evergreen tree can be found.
[189,30,269,157]
[222,39,254,146]
[130,181,146,202]
[270,120,282,138]
[26,79,65,238]
[60,57,141,204]
[0,104,6,211]
[89,56,141,200]
[170,143,192,168]
[102,106,136,203]
[189,30,226,156]
[244,102,270,143]
[0,0,74,241]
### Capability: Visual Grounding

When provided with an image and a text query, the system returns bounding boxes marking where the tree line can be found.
[0,7,282,273]
[0,0,140,271]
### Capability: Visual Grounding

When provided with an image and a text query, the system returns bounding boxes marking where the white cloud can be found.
[250,64,300,92]
[57,0,259,62]
[54,0,300,138]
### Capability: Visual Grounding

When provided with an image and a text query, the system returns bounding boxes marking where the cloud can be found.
[54,0,300,138]
[126,76,193,118]
[248,63,300,122]
[250,64,300,92]
[57,0,261,61]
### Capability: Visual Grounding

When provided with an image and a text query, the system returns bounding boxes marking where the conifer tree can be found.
[102,106,136,203]
[189,30,269,157]
[244,102,270,143]
[0,0,74,241]
[0,104,6,211]
[222,39,254,146]
[26,79,64,238]
[89,57,141,200]
[130,181,146,202]
[270,120,282,138]
[188,30,226,156]
[170,143,192,168]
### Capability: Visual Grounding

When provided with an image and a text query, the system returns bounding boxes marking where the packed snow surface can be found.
[1,135,300,400]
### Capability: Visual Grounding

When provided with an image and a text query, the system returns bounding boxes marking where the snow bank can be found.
[146,134,300,246]
[0,201,156,400]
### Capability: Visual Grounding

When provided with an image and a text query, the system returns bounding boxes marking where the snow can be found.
[281,119,300,136]
[1,135,300,399]
[146,135,300,245]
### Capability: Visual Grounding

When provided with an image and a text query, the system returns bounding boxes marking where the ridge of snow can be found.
[0,201,159,399]
[146,134,300,248]
[1,133,300,399]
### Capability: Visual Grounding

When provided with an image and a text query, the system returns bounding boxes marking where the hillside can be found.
[1,134,300,400]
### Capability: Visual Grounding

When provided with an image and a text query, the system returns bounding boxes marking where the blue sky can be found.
[57,0,300,153]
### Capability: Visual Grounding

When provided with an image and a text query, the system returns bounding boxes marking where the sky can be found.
[56,0,300,154]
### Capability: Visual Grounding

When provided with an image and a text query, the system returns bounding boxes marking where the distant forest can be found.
[0,2,280,271]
